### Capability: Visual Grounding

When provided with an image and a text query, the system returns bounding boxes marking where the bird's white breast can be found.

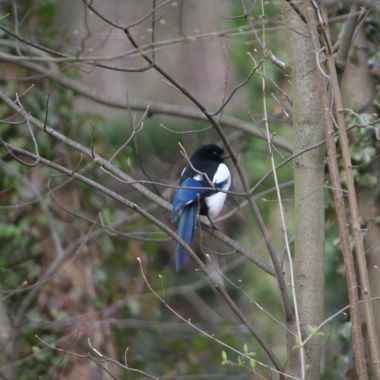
[205,163,231,219]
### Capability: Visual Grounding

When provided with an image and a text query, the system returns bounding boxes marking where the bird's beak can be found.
[222,153,230,160]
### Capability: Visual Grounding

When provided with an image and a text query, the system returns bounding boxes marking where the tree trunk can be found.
[284,5,326,379]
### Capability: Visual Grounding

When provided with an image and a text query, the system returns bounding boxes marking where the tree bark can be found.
[284,5,325,379]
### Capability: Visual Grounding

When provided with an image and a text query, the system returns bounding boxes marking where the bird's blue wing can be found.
[175,205,198,271]
[172,177,212,222]
[172,177,209,271]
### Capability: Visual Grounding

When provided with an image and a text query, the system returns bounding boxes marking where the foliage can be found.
[0,1,379,379]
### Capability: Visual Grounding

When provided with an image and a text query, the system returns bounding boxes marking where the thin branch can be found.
[87,338,158,379]
[36,335,157,380]
[240,0,290,72]
[302,295,380,348]
[107,106,148,164]
[210,59,264,116]
[217,180,294,222]
[126,0,171,30]
[15,93,40,161]
[82,0,171,31]
[249,122,373,197]
[335,3,360,73]
[210,257,294,335]
[0,135,39,167]
[285,0,307,24]
[151,0,157,62]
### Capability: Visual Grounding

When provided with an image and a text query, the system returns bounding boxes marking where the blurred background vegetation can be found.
[0,1,379,379]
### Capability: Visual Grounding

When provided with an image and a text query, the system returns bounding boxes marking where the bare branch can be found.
[240,0,290,72]
[335,3,361,73]
[210,59,264,116]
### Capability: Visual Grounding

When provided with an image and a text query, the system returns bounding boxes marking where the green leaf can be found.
[307,324,324,337]
[307,325,318,335]
[221,350,229,365]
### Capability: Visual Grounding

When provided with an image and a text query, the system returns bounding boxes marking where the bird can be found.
[172,144,231,271]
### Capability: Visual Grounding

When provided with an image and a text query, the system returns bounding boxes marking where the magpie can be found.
[172,144,231,271]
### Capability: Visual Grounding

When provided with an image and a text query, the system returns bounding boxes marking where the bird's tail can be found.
[176,205,197,271]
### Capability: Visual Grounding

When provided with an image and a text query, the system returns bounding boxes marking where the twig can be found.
[302,295,380,348]
[36,335,157,380]
[285,0,307,24]
[14,93,40,165]
[87,338,158,379]
[240,0,290,72]
[335,3,360,73]
[107,106,148,163]
[210,59,264,116]
[209,257,294,335]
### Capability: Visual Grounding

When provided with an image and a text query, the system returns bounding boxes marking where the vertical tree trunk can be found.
[284,5,326,379]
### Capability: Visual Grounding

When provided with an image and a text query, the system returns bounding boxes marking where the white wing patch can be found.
[206,163,231,219]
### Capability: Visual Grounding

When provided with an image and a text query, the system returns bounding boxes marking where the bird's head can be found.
[190,144,228,163]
